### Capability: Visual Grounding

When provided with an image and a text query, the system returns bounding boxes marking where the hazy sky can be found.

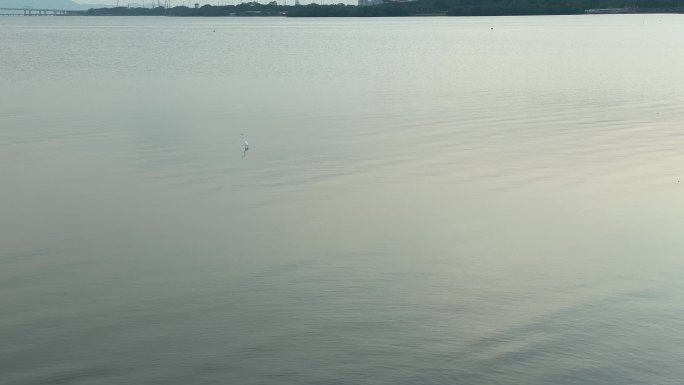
[77,1,275,4]
[77,0,353,5]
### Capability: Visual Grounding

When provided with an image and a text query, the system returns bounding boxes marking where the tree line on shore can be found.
[82,0,684,17]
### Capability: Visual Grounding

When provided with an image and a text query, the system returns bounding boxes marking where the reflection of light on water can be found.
[3,15,684,385]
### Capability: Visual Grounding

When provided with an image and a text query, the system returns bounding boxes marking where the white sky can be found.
[77,1,335,4]
[78,1,215,4]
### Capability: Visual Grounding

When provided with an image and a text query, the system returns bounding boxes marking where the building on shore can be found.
[358,0,382,6]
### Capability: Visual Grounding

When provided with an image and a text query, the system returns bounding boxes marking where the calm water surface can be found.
[2,15,684,385]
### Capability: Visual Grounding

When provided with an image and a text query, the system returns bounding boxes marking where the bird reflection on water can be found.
[241,133,249,158]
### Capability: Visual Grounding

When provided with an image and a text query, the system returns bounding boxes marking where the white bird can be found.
[241,134,249,150]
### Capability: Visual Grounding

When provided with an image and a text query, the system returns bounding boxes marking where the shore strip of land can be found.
[80,2,684,17]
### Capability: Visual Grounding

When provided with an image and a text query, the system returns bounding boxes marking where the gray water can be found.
[2,15,684,385]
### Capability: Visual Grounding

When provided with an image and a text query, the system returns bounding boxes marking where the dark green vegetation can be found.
[84,3,286,17]
[83,0,684,17]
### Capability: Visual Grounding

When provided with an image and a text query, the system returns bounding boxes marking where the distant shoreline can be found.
[78,4,684,18]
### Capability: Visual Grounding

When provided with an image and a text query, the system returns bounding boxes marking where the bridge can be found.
[0,7,82,16]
